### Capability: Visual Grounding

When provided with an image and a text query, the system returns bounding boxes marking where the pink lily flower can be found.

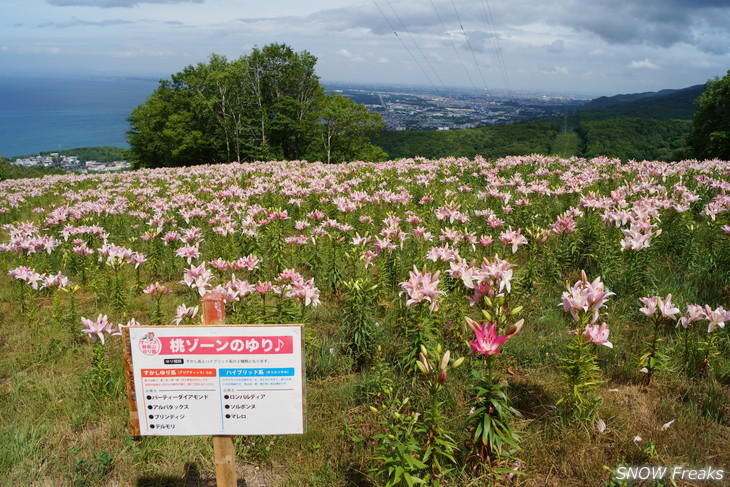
[583,323,613,348]
[560,271,613,323]
[639,296,658,318]
[466,317,510,355]
[657,294,680,320]
[176,243,201,264]
[499,227,528,254]
[209,258,230,271]
[143,282,170,295]
[678,304,704,329]
[232,254,260,271]
[126,252,147,269]
[255,281,274,295]
[702,305,730,333]
[399,266,445,313]
[80,314,112,345]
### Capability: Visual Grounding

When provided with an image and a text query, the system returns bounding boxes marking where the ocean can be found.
[0,75,159,158]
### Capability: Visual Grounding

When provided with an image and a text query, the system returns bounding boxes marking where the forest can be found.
[374,117,692,162]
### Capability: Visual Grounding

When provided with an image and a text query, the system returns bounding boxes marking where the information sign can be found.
[122,324,304,436]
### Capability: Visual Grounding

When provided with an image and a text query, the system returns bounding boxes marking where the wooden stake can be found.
[202,292,236,487]
[213,435,236,486]
[121,326,141,436]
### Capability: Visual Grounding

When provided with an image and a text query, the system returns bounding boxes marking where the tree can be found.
[127,44,385,168]
[687,70,730,160]
[127,74,221,167]
[248,44,322,160]
[316,93,386,163]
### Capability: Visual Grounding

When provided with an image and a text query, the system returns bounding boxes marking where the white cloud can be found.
[337,48,353,58]
[38,18,135,28]
[539,66,569,76]
[336,49,370,63]
[47,0,202,7]
[15,44,64,55]
[628,58,660,69]
[110,48,176,57]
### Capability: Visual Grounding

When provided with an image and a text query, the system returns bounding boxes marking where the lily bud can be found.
[465,316,479,332]
[437,370,447,384]
[511,305,523,316]
[418,353,430,373]
[452,356,465,369]
[440,350,451,371]
[505,319,525,337]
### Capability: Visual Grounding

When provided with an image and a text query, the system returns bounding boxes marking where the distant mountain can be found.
[578,84,705,121]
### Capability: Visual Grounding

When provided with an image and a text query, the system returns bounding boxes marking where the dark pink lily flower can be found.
[466,317,510,355]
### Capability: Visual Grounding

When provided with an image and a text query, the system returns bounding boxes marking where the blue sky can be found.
[2,0,729,96]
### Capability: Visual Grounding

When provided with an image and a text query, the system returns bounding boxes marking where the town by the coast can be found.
[11,152,130,173]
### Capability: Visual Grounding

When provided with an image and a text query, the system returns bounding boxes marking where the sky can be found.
[2,0,730,96]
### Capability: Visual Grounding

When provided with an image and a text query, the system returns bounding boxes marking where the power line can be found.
[430,0,477,90]
[450,0,489,91]
[382,0,448,94]
[372,0,443,95]
[479,0,513,99]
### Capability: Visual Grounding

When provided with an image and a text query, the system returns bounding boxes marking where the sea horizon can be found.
[0,75,158,158]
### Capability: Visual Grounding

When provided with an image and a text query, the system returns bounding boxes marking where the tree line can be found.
[127,47,729,167]
[373,117,694,162]
[373,121,560,160]
[127,44,385,168]
[39,146,130,163]
[0,158,63,181]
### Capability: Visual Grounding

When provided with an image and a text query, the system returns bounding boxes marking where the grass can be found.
[2,288,726,485]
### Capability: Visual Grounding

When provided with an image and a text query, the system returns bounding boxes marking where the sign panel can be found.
[123,325,304,436]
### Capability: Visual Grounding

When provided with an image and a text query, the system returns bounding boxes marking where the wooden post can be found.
[202,292,236,487]
[121,326,141,436]
[213,435,236,486]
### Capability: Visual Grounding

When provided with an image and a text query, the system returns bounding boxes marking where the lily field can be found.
[0,155,729,486]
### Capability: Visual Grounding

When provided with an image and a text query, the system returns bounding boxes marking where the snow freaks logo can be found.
[615,466,724,482]
[138,332,162,356]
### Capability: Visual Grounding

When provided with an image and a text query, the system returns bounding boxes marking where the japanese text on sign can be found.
[159,336,293,355]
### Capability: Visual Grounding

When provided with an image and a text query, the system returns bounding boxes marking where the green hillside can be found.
[39,146,130,162]
[577,118,692,161]
[0,157,64,181]
[373,121,560,159]
[577,84,703,121]
[374,84,702,162]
